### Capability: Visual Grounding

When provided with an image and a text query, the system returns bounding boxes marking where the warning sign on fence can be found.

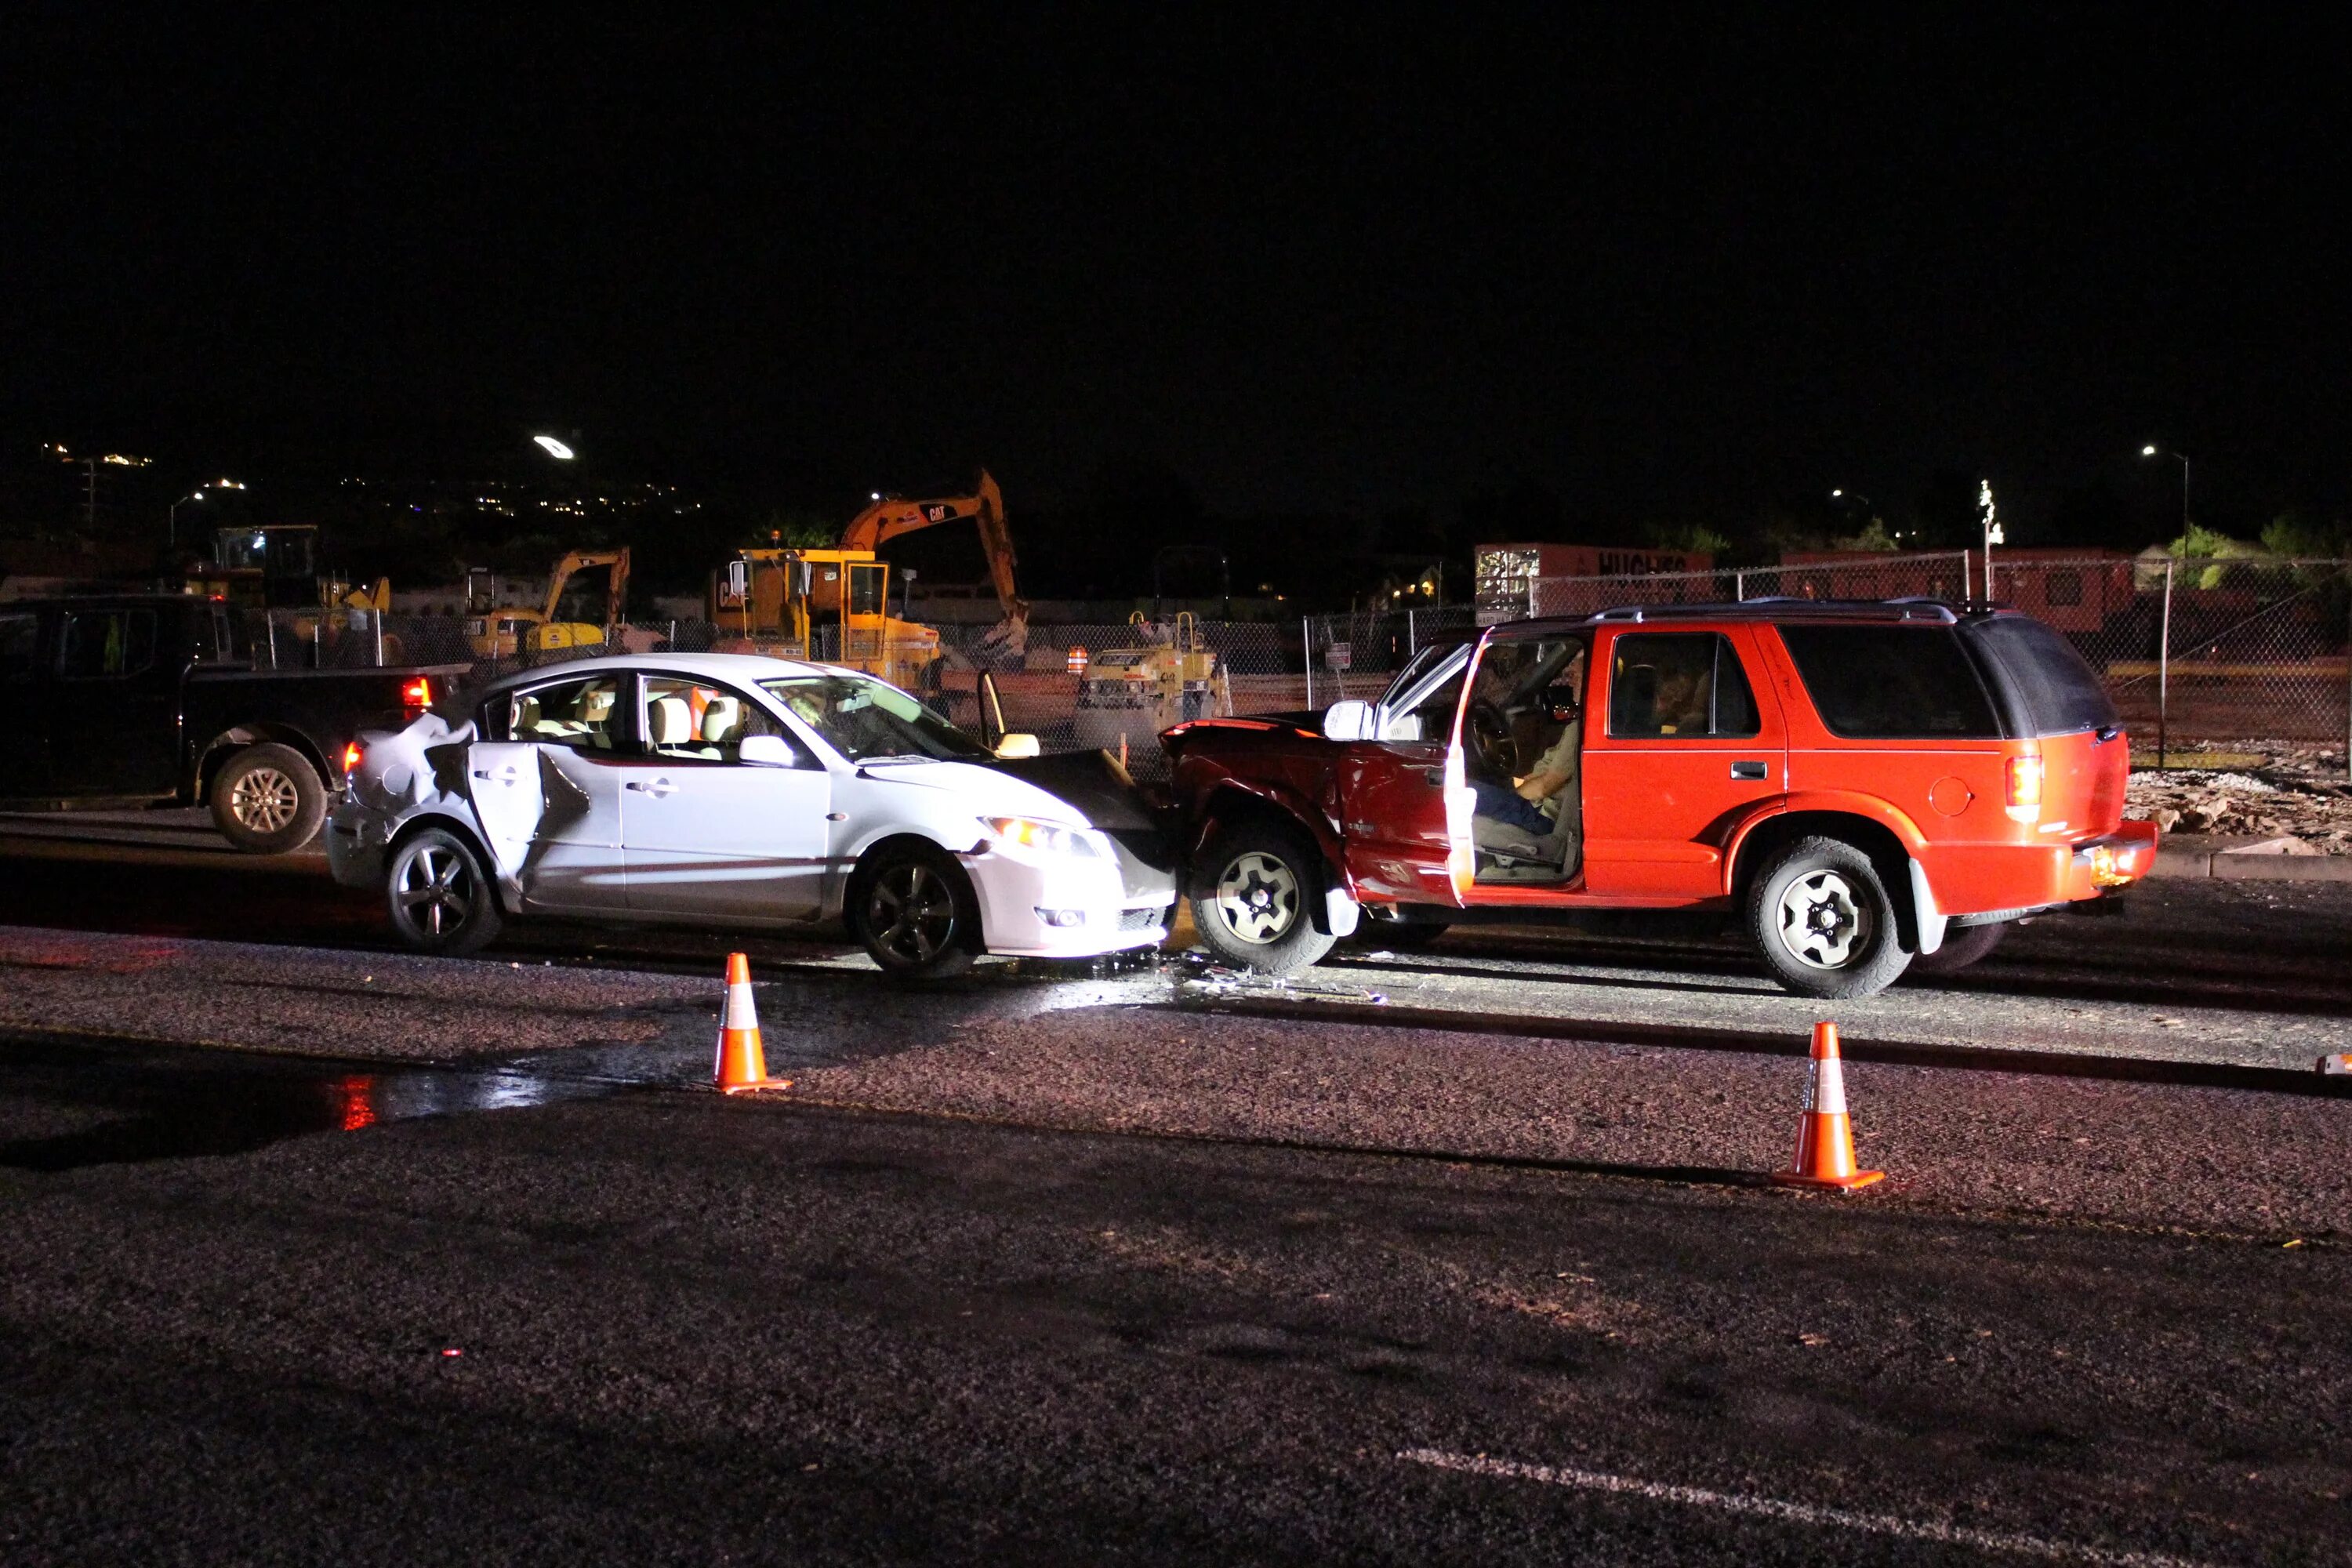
[1325,641,1352,672]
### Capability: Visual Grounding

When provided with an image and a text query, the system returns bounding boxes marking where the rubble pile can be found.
[2126,744,2352,853]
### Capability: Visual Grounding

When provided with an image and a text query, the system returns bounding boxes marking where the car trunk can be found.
[1958,615,2128,838]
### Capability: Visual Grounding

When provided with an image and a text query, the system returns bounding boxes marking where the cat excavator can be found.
[466,549,632,660]
[711,470,1026,691]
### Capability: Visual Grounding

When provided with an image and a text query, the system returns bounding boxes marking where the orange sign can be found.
[1066,647,1090,674]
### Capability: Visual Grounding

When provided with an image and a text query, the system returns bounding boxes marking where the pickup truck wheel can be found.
[1907,919,2009,975]
[1747,835,1911,999]
[209,742,327,853]
[386,827,503,956]
[1192,822,1336,975]
[850,843,979,980]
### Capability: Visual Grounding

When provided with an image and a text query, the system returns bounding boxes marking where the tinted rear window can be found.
[1777,626,2001,739]
[1962,615,2119,736]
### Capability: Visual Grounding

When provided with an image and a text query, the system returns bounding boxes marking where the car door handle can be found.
[471,767,519,785]
[1730,760,1769,780]
[1425,769,1446,786]
[625,778,678,797]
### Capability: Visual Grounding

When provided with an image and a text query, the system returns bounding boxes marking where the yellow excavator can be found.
[466,549,631,659]
[711,471,1025,691]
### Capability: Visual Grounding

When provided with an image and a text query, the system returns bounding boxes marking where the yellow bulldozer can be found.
[710,471,1024,692]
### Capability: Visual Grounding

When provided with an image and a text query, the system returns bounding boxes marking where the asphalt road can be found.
[4,811,2351,1563]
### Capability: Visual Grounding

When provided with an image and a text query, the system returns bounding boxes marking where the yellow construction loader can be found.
[465,550,630,659]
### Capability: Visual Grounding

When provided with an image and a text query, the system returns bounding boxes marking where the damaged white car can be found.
[325,653,1177,977]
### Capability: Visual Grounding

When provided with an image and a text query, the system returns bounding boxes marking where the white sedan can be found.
[325,653,1176,977]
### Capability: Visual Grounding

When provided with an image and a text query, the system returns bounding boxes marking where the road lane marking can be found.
[1396,1449,2219,1567]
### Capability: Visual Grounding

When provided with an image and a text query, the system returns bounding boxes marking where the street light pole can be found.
[2141,445,2190,536]
[1977,480,2005,604]
[169,492,205,551]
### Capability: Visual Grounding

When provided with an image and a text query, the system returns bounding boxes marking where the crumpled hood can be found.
[855,759,1097,824]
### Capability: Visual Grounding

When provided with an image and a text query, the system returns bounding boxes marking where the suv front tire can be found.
[1747,835,1911,999]
[1191,820,1336,975]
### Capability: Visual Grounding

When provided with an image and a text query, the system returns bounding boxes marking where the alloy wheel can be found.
[1777,869,1869,970]
[869,862,956,964]
[230,768,299,833]
[396,844,474,938]
[1214,850,1300,945]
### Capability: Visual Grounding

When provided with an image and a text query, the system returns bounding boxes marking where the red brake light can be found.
[401,676,433,711]
[2005,756,2043,808]
[342,741,364,773]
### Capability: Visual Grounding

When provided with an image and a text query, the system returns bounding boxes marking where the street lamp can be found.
[168,477,246,551]
[2140,444,2190,535]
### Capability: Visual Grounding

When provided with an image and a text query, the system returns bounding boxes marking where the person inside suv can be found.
[1468,638,1587,875]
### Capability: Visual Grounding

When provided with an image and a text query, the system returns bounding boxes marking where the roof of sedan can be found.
[477,651,856,690]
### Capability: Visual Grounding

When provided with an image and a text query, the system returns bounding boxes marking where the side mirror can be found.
[993,732,1041,760]
[739,734,799,768]
[1322,699,1374,740]
[977,670,1008,749]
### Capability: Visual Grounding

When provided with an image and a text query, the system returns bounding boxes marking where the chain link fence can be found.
[239,554,2352,774]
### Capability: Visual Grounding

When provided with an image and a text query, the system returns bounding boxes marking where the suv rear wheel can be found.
[1191,820,1335,975]
[1747,836,1911,999]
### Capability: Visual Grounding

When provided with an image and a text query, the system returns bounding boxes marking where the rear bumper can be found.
[1928,820,2161,916]
[2066,820,2161,898]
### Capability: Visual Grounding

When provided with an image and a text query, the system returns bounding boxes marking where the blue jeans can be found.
[1472,779,1552,835]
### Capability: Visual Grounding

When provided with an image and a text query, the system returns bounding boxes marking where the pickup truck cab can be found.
[1160,599,2158,998]
[0,594,454,851]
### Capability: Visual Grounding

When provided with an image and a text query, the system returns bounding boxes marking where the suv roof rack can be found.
[1572,597,1962,626]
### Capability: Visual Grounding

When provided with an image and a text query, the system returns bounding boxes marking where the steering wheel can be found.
[1467,699,1519,779]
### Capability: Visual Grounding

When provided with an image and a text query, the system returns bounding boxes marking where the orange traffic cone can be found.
[1773,1022,1883,1191]
[713,952,788,1094]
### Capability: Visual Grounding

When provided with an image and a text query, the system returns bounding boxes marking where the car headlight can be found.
[981,816,1101,857]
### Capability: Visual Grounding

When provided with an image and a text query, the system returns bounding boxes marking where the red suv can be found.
[1160,601,2158,998]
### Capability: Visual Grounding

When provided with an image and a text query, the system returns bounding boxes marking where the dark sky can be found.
[5,9,2347,532]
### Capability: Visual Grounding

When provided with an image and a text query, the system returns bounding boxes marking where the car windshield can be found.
[757,673,989,762]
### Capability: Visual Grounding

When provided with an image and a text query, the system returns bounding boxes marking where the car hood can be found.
[854,758,1099,823]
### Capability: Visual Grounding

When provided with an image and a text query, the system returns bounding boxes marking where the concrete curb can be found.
[2150,834,2352,882]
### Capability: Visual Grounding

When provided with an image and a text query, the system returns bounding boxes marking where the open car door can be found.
[1333,640,1475,909]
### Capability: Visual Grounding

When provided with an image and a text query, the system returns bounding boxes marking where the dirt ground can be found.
[2128,740,2352,851]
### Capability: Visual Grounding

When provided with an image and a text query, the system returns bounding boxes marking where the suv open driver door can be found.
[1328,641,1475,909]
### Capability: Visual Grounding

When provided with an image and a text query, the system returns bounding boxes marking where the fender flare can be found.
[1189,779,1356,932]
[1722,792,1941,953]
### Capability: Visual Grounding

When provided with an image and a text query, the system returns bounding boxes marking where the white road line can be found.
[1396,1449,2220,1568]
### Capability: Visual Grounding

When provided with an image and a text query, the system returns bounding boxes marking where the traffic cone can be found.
[1773,1022,1883,1191]
[713,952,788,1094]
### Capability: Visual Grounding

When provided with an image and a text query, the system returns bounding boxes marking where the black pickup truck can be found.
[0,594,463,851]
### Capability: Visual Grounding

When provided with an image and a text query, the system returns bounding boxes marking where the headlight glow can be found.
[982,816,1099,857]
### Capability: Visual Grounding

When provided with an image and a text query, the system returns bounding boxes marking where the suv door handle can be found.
[1730,760,1769,780]
[472,767,519,785]
[626,778,678,797]
[1425,769,1446,786]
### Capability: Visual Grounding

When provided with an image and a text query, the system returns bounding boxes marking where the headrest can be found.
[701,695,742,743]
[649,696,693,746]
[581,687,615,720]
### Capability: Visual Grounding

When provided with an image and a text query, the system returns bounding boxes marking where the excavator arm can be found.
[838,470,1028,632]
[541,549,630,626]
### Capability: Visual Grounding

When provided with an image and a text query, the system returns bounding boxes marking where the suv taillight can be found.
[2005,756,2043,822]
[401,676,432,712]
[342,741,364,774]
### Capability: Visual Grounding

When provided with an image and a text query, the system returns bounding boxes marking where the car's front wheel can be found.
[386,826,503,956]
[210,742,328,853]
[851,842,980,979]
[1747,835,1911,999]
[1190,820,1336,975]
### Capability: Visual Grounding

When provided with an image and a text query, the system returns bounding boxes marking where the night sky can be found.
[6,9,2348,546]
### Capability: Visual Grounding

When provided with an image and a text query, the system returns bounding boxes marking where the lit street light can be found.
[2140,444,2190,535]
[168,477,247,551]
[534,435,576,460]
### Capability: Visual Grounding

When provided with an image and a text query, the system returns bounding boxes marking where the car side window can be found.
[0,614,36,681]
[641,677,800,764]
[56,610,156,680]
[506,674,625,752]
[1606,633,1761,739]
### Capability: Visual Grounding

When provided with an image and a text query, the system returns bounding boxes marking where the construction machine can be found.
[1069,610,1234,753]
[465,549,631,659]
[710,471,1025,691]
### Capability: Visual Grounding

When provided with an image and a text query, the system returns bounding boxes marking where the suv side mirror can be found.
[1323,699,1375,740]
[993,732,1041,760]
[739,734,799,768]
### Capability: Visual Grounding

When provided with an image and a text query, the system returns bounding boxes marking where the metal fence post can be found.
[1962,550,1974,607]
[1406,608,1416,657]
[1733,569,1746,602]
[2344,568,2350,782]
[1302,615,1315,710]
[2158,558,2174,769]
[373,611,383,666]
